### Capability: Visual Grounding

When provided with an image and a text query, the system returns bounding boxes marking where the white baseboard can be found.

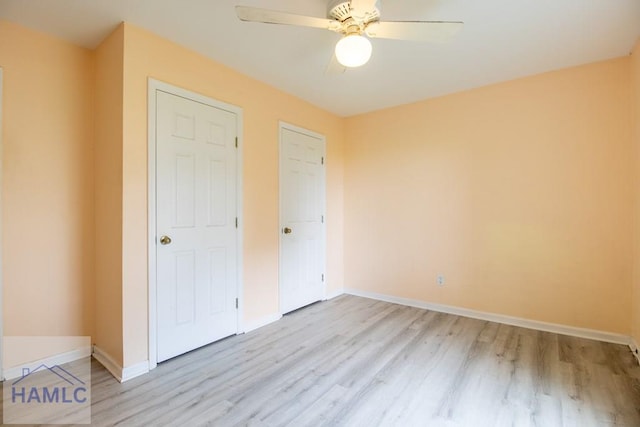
[244,313,282,333]
[92,345,149,383]
[630,339,640,365]
[243,289,344,333]
[3,346,92,381]
[92,345,123,382]
[344,288,631,346]
[121,361,150,382]
[325,287,345,300]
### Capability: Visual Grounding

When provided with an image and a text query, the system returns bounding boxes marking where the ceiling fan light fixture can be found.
[335,34,372,68]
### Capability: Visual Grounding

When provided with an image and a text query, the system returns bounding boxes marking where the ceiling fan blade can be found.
[325,52,347,75]
[365,20,463,43]
[236,6,341,31]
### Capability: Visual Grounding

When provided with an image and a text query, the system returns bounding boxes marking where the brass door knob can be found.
[283,227,292,234]
[159,235,172,245]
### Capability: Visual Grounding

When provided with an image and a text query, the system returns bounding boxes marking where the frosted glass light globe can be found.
[335,34,372,68]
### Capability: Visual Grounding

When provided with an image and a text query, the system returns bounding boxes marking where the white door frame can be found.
[278,121,327,315]
[147,79,244,370]
[0,67,4,380]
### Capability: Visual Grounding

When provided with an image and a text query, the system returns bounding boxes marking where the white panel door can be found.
[156,90,238,362]
[280,125,326,314]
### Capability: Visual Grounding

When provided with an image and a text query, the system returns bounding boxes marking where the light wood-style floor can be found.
[13,295,640,426]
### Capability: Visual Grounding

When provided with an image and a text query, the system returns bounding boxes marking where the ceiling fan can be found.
[235,0,463,70]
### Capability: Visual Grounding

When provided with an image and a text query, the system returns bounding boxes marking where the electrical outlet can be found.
[437,275,445,287]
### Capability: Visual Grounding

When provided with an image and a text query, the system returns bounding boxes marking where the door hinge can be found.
[321,156,324,165]
[322,274,325,282]
[321,215,324,223]
[235,137,238,148]
[235,298,239,309]
[235,217,238,228]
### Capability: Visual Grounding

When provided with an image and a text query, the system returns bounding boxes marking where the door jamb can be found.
[0,67,4,380]
[147,79,244,370]
[278,121,327,315]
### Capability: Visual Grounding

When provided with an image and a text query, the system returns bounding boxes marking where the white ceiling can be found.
[2,0,639,117]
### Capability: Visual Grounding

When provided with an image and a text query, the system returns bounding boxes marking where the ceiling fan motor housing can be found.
[327,0,381,23]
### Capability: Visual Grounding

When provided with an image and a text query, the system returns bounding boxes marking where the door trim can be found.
[0,67,4,380]
[147,79,244,370]
[278,121,327,315]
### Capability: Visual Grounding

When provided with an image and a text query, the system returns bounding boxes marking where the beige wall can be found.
[632,39,640,345]
[0,20,344,370]
[345,57,633,334]
[93,24,125,366]
[1,18,639,372]
[120,24,345,367]
[0,21,95,338]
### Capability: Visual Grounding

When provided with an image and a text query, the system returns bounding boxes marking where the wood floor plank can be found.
[5,295,638,426]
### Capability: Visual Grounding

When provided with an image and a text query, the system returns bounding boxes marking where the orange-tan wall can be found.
[93,25,125,366]
[0,21,94,337]
[120,24,345,367]
[0,20,344,370]
[345,57,633,334]
[632,39,640,345]
[2,18,638,372]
